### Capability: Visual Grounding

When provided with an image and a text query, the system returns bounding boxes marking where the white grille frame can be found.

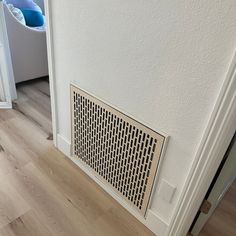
[71,84,166,216]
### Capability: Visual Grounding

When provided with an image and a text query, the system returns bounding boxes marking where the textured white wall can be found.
[50,0,236,227]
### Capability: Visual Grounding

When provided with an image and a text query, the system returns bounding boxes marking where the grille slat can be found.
[71,85,166,216]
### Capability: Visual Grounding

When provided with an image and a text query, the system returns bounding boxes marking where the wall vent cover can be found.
[71,84,166,216]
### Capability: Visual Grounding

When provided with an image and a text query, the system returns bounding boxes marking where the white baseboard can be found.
[56,133,169,236]
[57,134,71,157]
[146,210,169,236]
[0,101,12,109]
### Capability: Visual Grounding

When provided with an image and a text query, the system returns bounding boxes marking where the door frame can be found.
[168,51,236,236]
[44,0,57,146]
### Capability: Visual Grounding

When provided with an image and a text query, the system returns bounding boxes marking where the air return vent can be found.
[71,85,166,216]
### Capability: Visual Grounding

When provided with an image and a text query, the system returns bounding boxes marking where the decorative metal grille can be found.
[71,85,166,216]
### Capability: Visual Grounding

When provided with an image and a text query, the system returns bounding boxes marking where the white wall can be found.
[50,0,236,233]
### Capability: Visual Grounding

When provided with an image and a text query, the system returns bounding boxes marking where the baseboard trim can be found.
[56,133,169,236]
[57,134,71,157]
[146,210,169,236]
[0,101,12,109]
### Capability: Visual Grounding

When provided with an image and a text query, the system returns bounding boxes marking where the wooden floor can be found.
[199,180,236,236]
[0,79,154,236]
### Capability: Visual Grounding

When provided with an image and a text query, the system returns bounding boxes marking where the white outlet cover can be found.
[158,179,176,203]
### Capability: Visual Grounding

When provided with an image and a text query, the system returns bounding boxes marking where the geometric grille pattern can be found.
[71,85,166,216]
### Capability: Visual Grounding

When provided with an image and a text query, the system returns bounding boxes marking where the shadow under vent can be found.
[71,85,166,216]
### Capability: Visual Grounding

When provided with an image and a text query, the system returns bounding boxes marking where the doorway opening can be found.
[1,0,53,138]
[189,133,236,236]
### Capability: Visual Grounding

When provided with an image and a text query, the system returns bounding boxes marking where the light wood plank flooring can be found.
[0,79,154,236]
[199,180,236,236]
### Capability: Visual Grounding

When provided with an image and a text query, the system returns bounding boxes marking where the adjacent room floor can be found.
[199,180,236,236]
[0,78,154,236]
